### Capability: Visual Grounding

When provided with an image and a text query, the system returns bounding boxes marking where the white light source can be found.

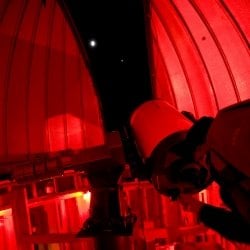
[83,191,91,202]
[89,39,97,48]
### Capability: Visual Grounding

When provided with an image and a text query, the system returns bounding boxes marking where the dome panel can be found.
[0,0,104,161]
[150,0,250,117]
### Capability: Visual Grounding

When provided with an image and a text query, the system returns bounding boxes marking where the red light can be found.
[47,114,83,152]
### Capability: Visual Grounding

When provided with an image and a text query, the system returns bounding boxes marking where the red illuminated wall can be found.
[0,0,249,161]
[148,0,250,228]
[0,1,249,249]
[0,0,104,161]
[149,0,250,117]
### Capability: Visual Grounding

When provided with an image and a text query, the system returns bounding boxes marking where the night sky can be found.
[61,0,153,131]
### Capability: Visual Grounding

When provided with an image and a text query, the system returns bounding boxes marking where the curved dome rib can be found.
[0,0,104,161]
[149,0,250,117]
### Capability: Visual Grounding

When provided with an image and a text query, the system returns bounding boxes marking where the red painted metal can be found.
[130,100,192,158]
[149,0,250,117]
[0,0,104,161]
